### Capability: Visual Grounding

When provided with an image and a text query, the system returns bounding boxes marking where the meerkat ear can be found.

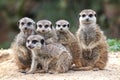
[95,14,97,17]
[35,23,37,29]
[55,24,57,27]
[17,21,20,26]
[50,24,52,29]
[67,24,70,28]
[41,39,44,45]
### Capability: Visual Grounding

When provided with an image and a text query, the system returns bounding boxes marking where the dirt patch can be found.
[0,49,120,80]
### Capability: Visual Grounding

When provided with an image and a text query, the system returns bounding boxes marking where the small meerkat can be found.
[26,35,72,74]
[75,9,108,71]
[11,17,36,71]
[55,20,82,68]
[36,20,58,44]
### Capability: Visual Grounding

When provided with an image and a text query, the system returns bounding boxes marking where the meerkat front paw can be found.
[83,49,91,60]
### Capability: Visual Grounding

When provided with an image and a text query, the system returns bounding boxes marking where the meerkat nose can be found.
[86,18,89,21]
[42,30,45,32]
[24,27,28,30]
[60,28,63,30]
[28,45,33,49]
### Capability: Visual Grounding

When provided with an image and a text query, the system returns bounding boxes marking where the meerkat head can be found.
[79,9,96,26]
[55,20,69,32]
[18,17,35,34]
[26,35,45,50]
[36,20,53,34]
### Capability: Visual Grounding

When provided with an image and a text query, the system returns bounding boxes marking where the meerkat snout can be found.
[27,45,34,49]
[60,28,63,31]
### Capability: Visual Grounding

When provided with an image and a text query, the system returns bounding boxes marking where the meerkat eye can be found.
[38,25,42,28]
[79,14,81,17]
[32,40,38,44]
[82,14,86,17]
[63,25,66,27]
[21,22,25,26]
[89,14,93,17]
[57,25,60,27]
[27,22,32,26]
[45,25,49,28]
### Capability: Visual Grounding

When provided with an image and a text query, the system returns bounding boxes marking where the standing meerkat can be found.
[25,35,72,74]
[11,17,36,72]
[75,9,108,71]
[36,20,58,44]
[55,20,82,68]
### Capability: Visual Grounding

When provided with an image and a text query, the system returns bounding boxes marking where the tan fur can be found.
[75,9,108,71]
[56,20,82,68]
[26,35,72,74]
[11,17,35,71]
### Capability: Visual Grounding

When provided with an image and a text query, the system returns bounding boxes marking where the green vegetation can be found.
[0,0,120,51]
[107,39,120,52]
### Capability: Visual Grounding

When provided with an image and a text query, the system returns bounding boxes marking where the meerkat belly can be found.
[81,28,96,46]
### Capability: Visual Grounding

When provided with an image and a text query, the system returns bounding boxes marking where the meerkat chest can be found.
[81,27,96,45]
[58,33,68,41]
[43,33,53,40]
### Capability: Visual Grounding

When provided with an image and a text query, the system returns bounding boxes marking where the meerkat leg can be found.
[93,43,108,70]
[49,52,72,74]
[72,66,93,71]
[26,56,38,74]
[41,58,53,73]
[94,50,108,70]
[15,51,31,72]
[70,42,82,68]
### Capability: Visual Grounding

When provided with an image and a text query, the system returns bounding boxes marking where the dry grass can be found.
[0,49,120,80]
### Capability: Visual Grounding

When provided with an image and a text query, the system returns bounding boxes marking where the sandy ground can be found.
[0,49,120,80]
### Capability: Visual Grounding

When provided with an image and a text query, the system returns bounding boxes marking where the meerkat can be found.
[25,35,72,74]
[55,20,82,68]
[75,9,108,71]
[36,20,58,44]
[11,17,36,72]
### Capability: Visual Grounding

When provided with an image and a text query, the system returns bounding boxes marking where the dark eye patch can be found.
[63,25,66,27]
[27,22,32,26]
[21,22,25,25]
[32,40,38,44]
[57,25,60,27]
[89,14,93,17]
[79,14,81,17]
[82,14,86,17]
[45,25,49,28]
[38,25,42,28]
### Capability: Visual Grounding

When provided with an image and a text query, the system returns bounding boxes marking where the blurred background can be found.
[0,0,120,51]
